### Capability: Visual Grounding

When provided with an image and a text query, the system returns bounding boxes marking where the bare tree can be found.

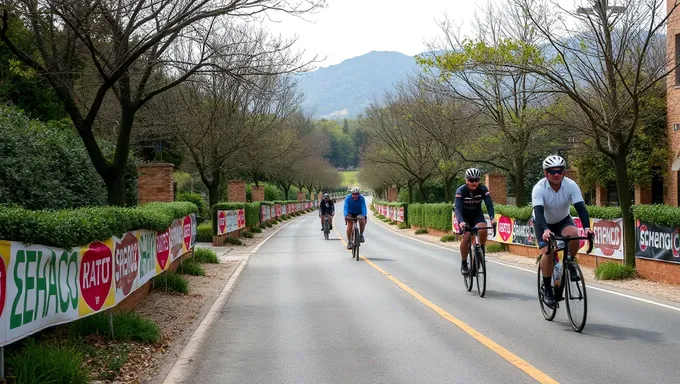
[417,2,561,205]
[0,0,324,205]
[507,0,675,265]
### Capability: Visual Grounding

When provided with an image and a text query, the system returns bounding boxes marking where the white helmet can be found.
[542,155,566,170]
[465,168,481,179]
[351,186,360,193]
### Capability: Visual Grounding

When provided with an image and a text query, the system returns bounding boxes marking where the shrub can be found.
[633,204,680,228]
[415,228,429,235]
[241,231,254,238]
[408,203,451,231]
[491,204,533,220]
[154,271,188,294]
[251,227,263,233]
[70,311,162,343]
[595,262,636,280]
[264,183,283,200]
[397,222,409,229]
[8,339,89,384]
[245,202,261,228]
[177,260,206,276]
[0,202,198,249]
[389,220,397,225]
[440,234,457,242]
[265,221,273,227]
[197,222,212,242]
[485,243,505,253]
[224,237,243,245]
[177,192,207,222]
[281,214,288,220]
[194,248,218,263]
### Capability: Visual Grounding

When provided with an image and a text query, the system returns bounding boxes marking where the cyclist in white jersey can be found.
[532,155,592,307]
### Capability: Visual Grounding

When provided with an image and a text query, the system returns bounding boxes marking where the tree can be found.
[508,0,676,265]
[0,0,323,205]
[417,2,560,205]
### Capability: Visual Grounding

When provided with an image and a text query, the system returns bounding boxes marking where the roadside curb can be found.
[160,216,302,384]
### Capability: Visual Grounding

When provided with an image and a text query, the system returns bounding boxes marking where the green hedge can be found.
[408,203,451,231]
[633,204,680,228]
[373,200,407,207]
[245,202,261,227]
[0,202,198,249]
[176,192,207,222]
[487,204,622,221]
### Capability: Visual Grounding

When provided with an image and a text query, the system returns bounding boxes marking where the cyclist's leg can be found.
[459,232,471,260]
[320,214,324,230]
[474,216,488,251]
[359,217,366,242]
[559,221,579,258]
[534,220,555,303]
[346,217,354,245]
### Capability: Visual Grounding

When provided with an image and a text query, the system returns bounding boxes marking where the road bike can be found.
[538,232,594,332]
[347,215,364,261]
[322,214,333,240]
[461,223,497,297]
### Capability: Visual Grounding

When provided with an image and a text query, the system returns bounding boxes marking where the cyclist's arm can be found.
[343,196,349,217]
[454,194,464,224]
[483,189,494,219]
[330,201,335,215]
[533,205,548,234]
[360,197,367,216]
[574,202,591,229]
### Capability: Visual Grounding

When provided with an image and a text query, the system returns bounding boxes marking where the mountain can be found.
[296,51,421,119]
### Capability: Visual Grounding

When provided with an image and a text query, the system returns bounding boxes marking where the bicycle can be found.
[537,232,594,332]
[322,214,333,240]
[346,215,364,261]
[461,223,497,297]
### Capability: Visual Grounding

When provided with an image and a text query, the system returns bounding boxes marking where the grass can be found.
[415,228,429,235]
[397,222,409,229]
[153,271,189,294]
[266,221,273,227]
[389,220,397,225]
[251,227,263,233]
[7,339,90,384]
[485,243,505,253]
[224,237,243,245]
[70,311,162,343]
[177,260,206,276]
[440,234,457,242]
[197,222,213,242]
[339,170,359,187]
[194,248,218,263]
[595,262,637,280]
[241,231,254,238]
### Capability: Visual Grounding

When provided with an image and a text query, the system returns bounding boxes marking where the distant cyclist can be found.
[344,186,367,249]
[319,193,335,230]
[454,168,495,274]
[532,155,591,307]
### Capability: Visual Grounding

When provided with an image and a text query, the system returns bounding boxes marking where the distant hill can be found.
[296,51,421,119]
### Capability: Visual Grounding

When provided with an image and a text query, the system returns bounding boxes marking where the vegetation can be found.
[177,260,206,276]
[440,234,457,242]
[415,228,429,235]
[154,272,188,294]
[485,243,505,253]
[408,203,452,231]
[197,223,213,243]
[224,237,243,246]
[194,248,219,264]
[7,339,89,384]
[595,262,637,281]
[70,312,162,343]
[241,231,254,238]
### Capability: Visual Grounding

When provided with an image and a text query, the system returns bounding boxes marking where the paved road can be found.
[181,198,680,384]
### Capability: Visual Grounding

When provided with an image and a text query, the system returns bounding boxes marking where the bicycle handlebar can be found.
[547,232,594,254]
[462,223,497,238]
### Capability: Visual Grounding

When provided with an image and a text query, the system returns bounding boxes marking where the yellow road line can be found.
[332,213,558,384]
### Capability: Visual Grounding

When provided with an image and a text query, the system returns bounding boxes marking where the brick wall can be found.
[252,185,265,201]
[297,191,306,201]
[227,180,246,202]
[387,186,398,202]
[636,258,680,285]
[485,174,507,205]
[137,163,174,205]
[666,2,680,207]
[595,186,608,207]
[635,185,652,205]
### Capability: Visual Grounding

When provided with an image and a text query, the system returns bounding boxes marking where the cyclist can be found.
[319,193,335,230]
[344,186,367,250]
[532,155,592,308]
[454,168,496,274]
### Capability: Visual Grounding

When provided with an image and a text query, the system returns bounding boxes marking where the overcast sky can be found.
[264,0,481,68]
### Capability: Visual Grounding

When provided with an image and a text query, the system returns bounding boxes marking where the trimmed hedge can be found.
[0,202,198,249]
[176,192,207,222]
[245,202,261,227]
[632,204,680,228]
[408,203,451,232]
[487,204,623,221]
[196,223,212,242]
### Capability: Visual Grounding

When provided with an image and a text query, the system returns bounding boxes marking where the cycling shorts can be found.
[533,215,574,248]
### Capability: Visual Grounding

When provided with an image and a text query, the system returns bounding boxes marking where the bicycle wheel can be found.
[354,227,360,261]
[476,248,486,297]
[565,263,587,332]
[537,265,556,321]
[464,249,473,292]
[324,219,329,240]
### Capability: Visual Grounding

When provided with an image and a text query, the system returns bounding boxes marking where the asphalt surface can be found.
[182,198,680,384]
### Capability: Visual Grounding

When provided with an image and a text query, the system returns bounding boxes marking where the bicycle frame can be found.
[463,224,497,267]
[546,233,593,299]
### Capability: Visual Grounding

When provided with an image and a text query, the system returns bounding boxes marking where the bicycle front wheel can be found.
[476,248,486,297]
[565,263,587,332]
[538,265,556,321]
[354,228,360,261]
[464,250,473,292]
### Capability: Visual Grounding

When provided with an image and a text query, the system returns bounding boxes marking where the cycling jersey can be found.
[344,194,367,216]
[531,177,583,224]
[319,200,335,215]
[454,184,494,226]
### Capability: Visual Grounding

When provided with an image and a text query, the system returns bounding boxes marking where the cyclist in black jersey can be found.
[454,168,496,274]
[319,193,335,230]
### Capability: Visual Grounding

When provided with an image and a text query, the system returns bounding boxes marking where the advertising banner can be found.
[0,214,196,347]
[636,220,680,263]
[217,209,246,235]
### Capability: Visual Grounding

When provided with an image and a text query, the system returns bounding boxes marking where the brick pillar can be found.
[297,191,306,201]
[227,180,246,202]
[595,186,608,206]
[251,185,265,201]
[635,185,652,205]
[485,173,507,205]
[137,163,174,205]
[565,169,578,183]
[387,186,398,202]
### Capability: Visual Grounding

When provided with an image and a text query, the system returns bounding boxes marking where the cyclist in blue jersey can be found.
[454,168,495,274]
[344,186,367,249]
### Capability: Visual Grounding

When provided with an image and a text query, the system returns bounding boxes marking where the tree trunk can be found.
[514,161,526,206]
[105,171,127,206]
[614,151,635,266]
[418,179,425,203]
[407,181,414,204]
[282,184,291,200]
[444,175,453,203]
[208,169,221,208]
